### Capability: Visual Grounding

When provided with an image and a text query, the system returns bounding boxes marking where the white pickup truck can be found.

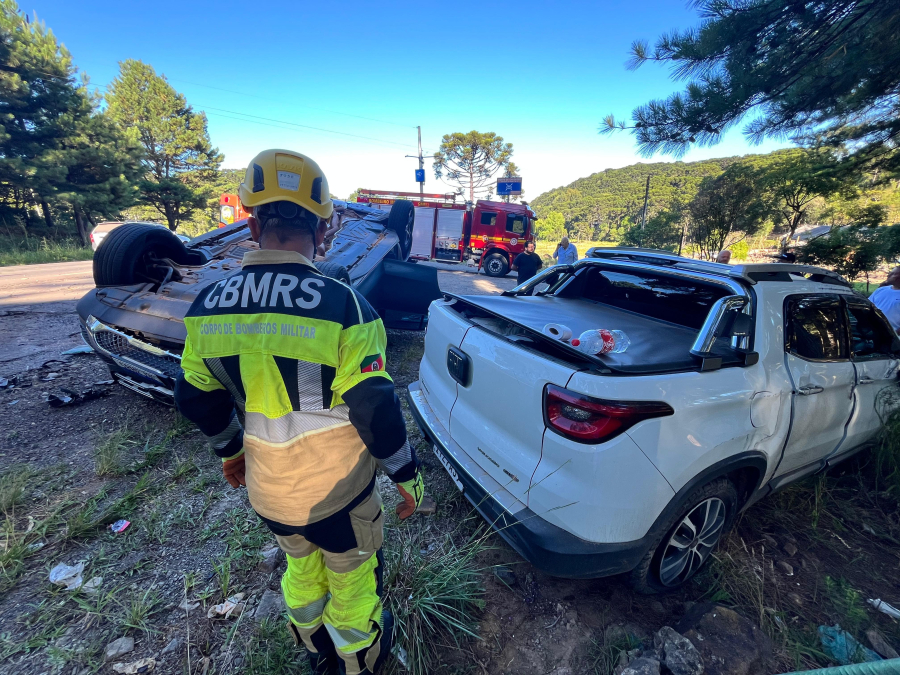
[408,249,900,592]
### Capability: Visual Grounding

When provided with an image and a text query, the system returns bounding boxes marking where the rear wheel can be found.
[387,199,415,260]
[483,252,509,277]
[315,261,351,284]
[93,223,206,287]
[630,478,737,594]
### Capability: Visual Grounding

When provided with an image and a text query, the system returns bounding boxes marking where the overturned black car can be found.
[76,199,441,404]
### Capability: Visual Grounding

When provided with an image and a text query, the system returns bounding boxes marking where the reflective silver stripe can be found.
[287,595,327,626]
[206,357,246,407]
[325,624,375,649]
[245,406,351,443]
[208,414,242,450]
[378,440,413,475]
[297,359,324,411]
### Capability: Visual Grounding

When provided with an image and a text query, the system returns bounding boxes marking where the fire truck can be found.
[218,193,249,228]
[355,189,536,277]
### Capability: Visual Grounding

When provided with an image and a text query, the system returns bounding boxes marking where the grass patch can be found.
[384,523,487,675]
[118,586,163,635]
[0,465,34,515]
[587,628,641,675]
[94,427,136,476]
[0,235,93,266]
[244,618,306,674]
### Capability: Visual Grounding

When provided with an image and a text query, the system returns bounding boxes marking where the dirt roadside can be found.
[1,262,899,675]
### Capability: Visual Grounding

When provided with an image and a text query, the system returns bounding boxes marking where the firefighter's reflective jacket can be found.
[174,250,417,529]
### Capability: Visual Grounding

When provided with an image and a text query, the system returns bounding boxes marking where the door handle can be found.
[797,385,824,395]
[858,377,875,385]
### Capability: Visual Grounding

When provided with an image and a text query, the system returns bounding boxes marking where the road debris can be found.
[0,376,17,388]
[42,372,61,381]
[46,387,109,407]
[869,599,900,620]
[112,657,156,674]
[866,628,899,660]
[416,495,437,515]
[109,519,131,534]
[49,561,101,592]
[207,593,245,619]
[818,624,881,664]
[61,344,93,355]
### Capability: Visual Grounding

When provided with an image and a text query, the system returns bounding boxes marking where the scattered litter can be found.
[25,516,35,533]
[0,377,7,388]
[8,400,18,405]
[393,645,408,668]
[178,597,200,612]
[112,657,155,674]
[47,387,109,408]
[61,344,93,355]
[95,379,114,386]
[207,592,245,619]
[42,373,61,381]
[109,520,131,534]
[818,624,881,665]
[49,561,86,591]
[81,576,102,593]
[27,541,45,552]
[542,323,573,341]
[869,599,900,620]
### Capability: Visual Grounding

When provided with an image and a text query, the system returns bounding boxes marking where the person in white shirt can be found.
[553,237,579,265]
[869,266,900,332]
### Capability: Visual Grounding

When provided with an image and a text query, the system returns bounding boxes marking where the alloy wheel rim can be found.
[658,497,726,587]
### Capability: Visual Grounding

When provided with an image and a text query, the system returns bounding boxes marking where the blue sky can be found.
[27,0,790,200]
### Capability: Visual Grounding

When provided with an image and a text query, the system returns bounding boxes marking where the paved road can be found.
[0,260,517,374]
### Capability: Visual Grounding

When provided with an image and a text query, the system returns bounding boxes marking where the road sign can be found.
[415,169,425,183]
[496,177,522,196]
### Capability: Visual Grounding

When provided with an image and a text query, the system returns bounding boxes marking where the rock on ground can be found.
[866,628,899,660]
[105,636,135,662]
[654,626,703,675]
[621,657,662,675]
[676,603,772,675]
[160,637,183,655]
[254,588,284,622]
[257,545,284,574]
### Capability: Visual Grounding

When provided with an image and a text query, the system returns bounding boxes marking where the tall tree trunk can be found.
[73,206,89,247]
[164,201,177,230]
[86,212,97,228]
[39,198,55,230]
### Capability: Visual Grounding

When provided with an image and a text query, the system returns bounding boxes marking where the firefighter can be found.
[174,149,423,675]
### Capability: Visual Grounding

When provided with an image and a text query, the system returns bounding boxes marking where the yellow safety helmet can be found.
[238,149,333,220]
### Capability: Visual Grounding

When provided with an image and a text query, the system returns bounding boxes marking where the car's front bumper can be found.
[407,380,652,579]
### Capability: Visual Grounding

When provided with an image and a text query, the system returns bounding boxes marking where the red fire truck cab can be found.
[218,194,249,228]
[356,189,535,277]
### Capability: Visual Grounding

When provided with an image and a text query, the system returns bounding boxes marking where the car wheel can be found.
[315,261,351,284]
[483,252,509,277]
[387,199,415,260]
[93,223,206,287]
[630,478,737,594]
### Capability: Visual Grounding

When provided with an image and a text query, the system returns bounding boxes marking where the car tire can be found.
[93,223,206,287]
[315,261,351,284]
[630,478,737,594]
[483,252,509,277]
[387,199,415,260]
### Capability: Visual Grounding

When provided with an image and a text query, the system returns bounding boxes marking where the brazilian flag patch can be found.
[360,354,384,373]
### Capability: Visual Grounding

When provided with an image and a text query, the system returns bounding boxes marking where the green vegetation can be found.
[0,236,93,266]
[433,131,517,202]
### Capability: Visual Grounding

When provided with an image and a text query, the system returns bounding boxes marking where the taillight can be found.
[90,233,94,244]
[544,384,673,444]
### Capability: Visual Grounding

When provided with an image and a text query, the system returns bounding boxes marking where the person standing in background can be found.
[870,266,900,332]
[553,237,578,265]
[512,240,543,285]
[716,250,732,264]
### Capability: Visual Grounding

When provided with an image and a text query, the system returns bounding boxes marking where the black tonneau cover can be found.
[455,294,743,374]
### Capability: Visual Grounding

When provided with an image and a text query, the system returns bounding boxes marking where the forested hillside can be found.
[531,156,744,240]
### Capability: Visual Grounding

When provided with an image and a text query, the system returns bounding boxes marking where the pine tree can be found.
[602,0,900,174]
[432,131,514,202]
[105,60,222,230]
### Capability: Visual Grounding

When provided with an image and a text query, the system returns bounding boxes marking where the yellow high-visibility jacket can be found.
[174,250,417,529]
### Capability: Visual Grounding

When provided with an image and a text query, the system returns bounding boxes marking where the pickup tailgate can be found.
[418,299,472,431]
[449,325,578,504]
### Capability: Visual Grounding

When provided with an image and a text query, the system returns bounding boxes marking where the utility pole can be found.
[406,126,425,198]
[640,174,651,247]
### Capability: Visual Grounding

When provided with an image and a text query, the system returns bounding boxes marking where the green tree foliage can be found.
[532,157,736,240]
[106,60,222,231]
[0,1,141,244]
[688,165,768,260]
[535,211,566,242]
[346,188,363,203]
[621,207,684,252]
[433,131,514,202]
[747,149,850,246]
[799,225,900,285]
[601,0,900,174]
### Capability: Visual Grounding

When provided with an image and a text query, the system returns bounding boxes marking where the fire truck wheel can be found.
[387,199,414,260]
[93,223,206,287]
[315,261,351,285]
[483,252,509,277]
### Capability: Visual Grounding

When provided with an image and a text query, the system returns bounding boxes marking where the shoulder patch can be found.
[360,354,384,373]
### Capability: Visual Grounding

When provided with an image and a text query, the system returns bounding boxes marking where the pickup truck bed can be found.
[454,294,744,374]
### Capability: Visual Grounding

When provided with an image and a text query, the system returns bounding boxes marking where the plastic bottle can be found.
[571,329,631,355]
